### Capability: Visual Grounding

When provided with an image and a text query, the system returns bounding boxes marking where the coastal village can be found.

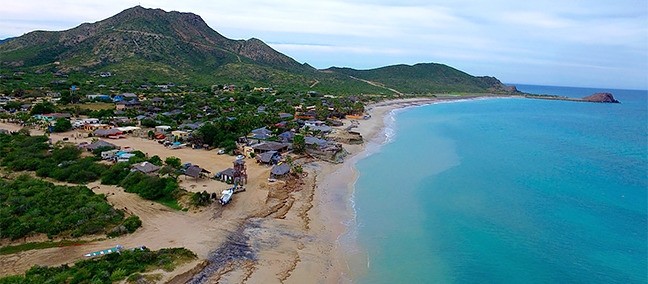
[0,79,382,282]
[0,82,368,180]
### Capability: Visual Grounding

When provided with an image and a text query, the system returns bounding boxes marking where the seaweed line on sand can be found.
[187,221,259,284]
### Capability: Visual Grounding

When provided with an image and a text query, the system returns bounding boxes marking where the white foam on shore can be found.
[382,110,398,144]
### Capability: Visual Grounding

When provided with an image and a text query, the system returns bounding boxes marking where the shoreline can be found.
[0,94,503,283]
[319,95,503,282]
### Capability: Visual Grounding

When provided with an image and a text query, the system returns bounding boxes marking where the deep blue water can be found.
[353,85,647,283]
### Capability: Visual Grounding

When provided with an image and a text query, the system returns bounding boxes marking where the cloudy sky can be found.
[1,0,647,89]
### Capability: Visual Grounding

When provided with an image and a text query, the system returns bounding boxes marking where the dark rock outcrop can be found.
[502,84,519,93]
[582,93,620,103]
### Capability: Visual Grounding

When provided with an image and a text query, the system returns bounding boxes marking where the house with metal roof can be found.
[84,140,118,151]
[249,127,273,140]
[278,131,295,143]
[305,136,328,148]
[251,141,289,154]
[215,168,236,183]
[184,165,211,180]
[93,128,123,137]
[131,162,161,175]
[270,163,291,179]
[256,151,281,165]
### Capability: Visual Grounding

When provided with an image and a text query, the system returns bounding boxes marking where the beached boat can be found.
[220,188,233,205]
[84,245,123,257]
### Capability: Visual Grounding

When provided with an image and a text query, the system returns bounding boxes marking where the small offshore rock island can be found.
[582,92,621,103]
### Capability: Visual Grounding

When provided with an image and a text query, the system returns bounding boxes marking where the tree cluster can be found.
[0,247,196,284]
[100,156,182,204]
[99,162,131,185]
[0,134,108,184]
[118,172,179,202]
[52,117,72,133]
[29,102,56,115]
[191,191,212,206]
[0,175,125,240]
[36,156,108,184]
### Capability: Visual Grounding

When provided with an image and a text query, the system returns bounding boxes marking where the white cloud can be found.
[0,0,646,89]
[500,11,573,29]
[269,43,407,55]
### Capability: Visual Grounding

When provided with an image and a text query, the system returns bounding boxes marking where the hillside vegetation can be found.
[0,6,518,96]
[328,63,516,94]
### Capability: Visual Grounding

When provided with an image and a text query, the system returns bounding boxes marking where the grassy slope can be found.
[329,63,501,94]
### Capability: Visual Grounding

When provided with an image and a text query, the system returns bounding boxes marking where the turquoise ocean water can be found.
[351,85,647,283]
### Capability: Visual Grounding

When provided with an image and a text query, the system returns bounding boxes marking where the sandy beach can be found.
[0,96,478,283]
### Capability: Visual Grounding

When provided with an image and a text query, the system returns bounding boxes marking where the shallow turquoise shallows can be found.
[353,85,647,284]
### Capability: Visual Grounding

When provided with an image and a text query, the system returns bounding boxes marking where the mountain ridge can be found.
[0,6,517,95]
[0,6,308,72]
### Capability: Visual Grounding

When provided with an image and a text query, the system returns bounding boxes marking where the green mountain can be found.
[0,6,308,77]
[0,6,517,95]
[328,63,517,94]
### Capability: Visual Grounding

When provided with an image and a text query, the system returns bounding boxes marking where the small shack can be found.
[131,162,161,175]
[278,131,295,143]
[184,165,211,180]
[171,130,190,141]
[249,127,273,140]
[215,168,235,183]
[155,125,172,134]
[115,152,136,163]
[256,150,280,165]
[84,140,117,152]
[252,142,289,154]
[305,136,328,149]
[93,128,123,138]
[270,163,291,179]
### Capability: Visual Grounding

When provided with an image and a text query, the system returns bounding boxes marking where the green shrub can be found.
[0,248,197,283]
[0,176,126,240]
[191,191,212,206]
[100,163,131,185]
[52,118,72,133]
[123,216,142,233]
[148,155,163,166]
[120,172,179,202]
[164,156,181,168]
